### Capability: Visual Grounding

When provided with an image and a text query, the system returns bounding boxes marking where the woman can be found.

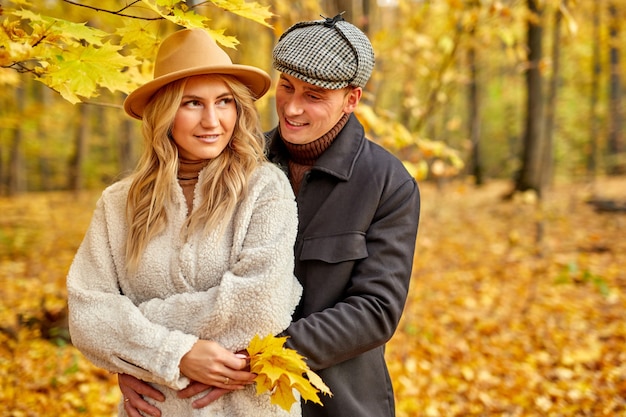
[66,28,302,416]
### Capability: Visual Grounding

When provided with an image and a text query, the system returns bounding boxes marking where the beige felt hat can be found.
[124,28,271,119]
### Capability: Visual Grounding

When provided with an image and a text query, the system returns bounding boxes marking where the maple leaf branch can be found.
[30,20,59,48]
[2,61,35,73]
[61,0,163,21]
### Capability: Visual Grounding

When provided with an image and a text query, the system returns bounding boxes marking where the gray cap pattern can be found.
[272,14,375,90]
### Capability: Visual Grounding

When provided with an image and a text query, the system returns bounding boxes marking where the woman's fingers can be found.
[179,340,255,386]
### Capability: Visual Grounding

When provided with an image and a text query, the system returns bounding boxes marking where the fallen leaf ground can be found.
[388,177,626,416]
[0,178,624,416]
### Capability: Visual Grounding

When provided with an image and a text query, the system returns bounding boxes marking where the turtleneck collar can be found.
[280,113,350,195]
[177,158,209,181]
[177,158,209,215]
[281,113,350,164]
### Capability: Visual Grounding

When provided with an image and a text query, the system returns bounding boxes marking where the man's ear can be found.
[343,87,362,114]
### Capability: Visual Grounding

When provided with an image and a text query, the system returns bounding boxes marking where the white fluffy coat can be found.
[67,163,302,416]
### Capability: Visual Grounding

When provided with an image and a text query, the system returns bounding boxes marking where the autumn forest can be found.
[1,0,625,416]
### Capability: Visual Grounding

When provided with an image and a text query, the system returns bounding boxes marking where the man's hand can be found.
[118,375,229,414]
[118,373,164,417]
[177,381,230,408]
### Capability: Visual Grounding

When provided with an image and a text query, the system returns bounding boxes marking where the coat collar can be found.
[266,113,365,181]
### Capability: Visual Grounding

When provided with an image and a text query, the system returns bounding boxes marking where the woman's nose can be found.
[201,106,219,127]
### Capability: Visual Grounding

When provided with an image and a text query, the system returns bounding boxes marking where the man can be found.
[119,14,420,417]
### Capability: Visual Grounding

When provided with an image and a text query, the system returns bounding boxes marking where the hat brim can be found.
[123,65,271,120]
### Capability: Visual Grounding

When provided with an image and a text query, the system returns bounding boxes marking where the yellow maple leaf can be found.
[140,0,239,48]
[247,334,333,411]
[305,369,332,397]
[209,0,274,28]
[269,374,297,409]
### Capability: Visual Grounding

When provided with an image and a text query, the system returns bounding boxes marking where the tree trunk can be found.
[68,104,90,191]
[36,82,53,191]
[119,118,135,176]
[542,0,565,189]
[588,0,601,178]
[361,0,370,35]
[515,0,545,197]
[0,145,3,194]
[607,1,625,174]
[8,85,26,195]
[324,0,356,20]
[467,16,483,185]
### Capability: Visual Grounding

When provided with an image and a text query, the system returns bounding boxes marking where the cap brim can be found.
[124,65,271,119]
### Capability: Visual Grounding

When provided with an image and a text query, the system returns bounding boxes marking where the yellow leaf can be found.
[140,0,239,48]
[289,373,322,405]
[305,369,332,396]
[248,333,287,357]
[209,0,275,28]
[256,360,288,384]
[247,334,332,411]
[270,374,297,411]
[253,372,273,396]
[12,9,108,45]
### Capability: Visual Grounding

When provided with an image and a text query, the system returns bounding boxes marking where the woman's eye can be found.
[217,97,234,107]
[183,100,202,108]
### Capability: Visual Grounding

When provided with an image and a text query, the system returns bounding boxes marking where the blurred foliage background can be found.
[1,0,626,416]
[2,0,625,195]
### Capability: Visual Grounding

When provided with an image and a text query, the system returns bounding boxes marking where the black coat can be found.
[267,114,421,417]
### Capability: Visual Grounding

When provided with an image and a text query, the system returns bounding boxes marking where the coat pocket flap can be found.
[301,232,368,263]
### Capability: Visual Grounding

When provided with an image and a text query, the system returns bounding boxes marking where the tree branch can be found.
[61,0,163,21]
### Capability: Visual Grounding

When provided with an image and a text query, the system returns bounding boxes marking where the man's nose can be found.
[283,95,304,115]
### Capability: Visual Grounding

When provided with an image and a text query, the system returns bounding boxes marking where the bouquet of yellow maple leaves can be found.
[247,334,333,411]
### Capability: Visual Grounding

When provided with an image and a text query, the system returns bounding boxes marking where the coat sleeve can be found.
[284,177,420,370]
[67,195,198,390]
[137,168,302,351]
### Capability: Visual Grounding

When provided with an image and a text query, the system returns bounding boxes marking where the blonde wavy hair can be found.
[125,75,267,272]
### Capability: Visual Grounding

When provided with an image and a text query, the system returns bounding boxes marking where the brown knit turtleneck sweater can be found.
[177,158,209,214]
[282,113,349,195]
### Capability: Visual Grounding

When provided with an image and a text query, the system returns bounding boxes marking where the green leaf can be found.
[41,42,140,102]
[114,21,161,53]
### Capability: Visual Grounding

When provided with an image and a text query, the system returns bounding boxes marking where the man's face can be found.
[275,73,361,145]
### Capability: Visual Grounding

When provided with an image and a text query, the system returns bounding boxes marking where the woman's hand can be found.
[179,340,255,389]
[118,342,254,415]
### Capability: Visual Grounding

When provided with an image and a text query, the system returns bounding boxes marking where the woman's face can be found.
[170,75,237,161]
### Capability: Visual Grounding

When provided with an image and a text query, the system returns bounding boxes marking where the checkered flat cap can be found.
[273,14,375,90]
